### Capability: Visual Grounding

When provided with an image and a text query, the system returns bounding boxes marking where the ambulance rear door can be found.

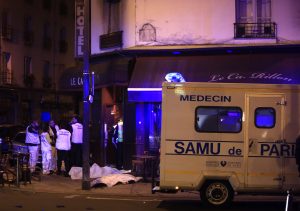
[246,94,285,189]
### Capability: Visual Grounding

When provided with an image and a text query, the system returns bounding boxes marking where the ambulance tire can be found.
[200,180,234,207]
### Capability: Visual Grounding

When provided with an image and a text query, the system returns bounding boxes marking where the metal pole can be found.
[82,0,90,190]
[285,189,294,211]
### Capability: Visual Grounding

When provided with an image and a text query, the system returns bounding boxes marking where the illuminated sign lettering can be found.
[75,0,84,57]
[209,72,293,83]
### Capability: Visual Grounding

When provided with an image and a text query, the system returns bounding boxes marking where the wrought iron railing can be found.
[0,70,13,85]
[234,22,277,39]
[1,25,13,41]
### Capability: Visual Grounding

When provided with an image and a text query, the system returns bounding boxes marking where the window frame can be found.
[236,0,272,23]
[195,106,243,133]
[254,107,276,129]
[24,56,32,76]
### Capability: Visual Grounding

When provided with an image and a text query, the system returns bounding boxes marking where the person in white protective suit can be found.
[40,124,53,175]
[25,120,40,172]
[56,122,71,177]
[70,115,83,167]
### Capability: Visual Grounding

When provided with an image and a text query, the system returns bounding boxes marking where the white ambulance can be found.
[156,82,300,207]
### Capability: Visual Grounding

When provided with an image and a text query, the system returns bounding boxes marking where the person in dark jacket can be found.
[25,120,40,172]
[296,136,300,176]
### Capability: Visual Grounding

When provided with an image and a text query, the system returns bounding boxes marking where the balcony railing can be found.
[0,70,13,85]
[100,31,123,49]
[1,25,13,41]
[234,22,277,39]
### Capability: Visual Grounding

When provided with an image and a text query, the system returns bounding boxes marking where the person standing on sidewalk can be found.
[56,122,71,177]
[25,120,40,172]
[49,119,59,173]
[70,115,83,167]
[40,123,53,175]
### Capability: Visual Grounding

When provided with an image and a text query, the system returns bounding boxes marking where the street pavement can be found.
[2,174,299,205]
[3,174,200,200]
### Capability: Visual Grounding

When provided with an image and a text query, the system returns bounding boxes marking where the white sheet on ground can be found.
[91,174,142,188]
[68,163,142,187]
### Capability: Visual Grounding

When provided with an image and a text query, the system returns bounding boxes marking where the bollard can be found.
[285,189,294,211]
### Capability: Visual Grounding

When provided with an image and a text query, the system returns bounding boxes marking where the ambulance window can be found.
[195,106,242,133]
[255,107,275,128]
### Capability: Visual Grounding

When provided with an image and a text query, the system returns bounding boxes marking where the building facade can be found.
[78,0,300,168]
[0,0,76,124]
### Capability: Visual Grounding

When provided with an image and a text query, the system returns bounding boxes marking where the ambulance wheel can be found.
[200,180,233,207]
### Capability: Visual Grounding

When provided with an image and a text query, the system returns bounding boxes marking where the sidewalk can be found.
[5,174,200,200]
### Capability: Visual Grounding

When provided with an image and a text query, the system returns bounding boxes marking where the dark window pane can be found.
[255,107,275,128]
[196,106,242,133]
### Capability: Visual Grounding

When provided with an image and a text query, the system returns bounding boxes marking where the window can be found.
[24,57,34,87]
[42,0,52,11]
[24,16,34,46]
[59,0,68,16]
[195,106,242,133]
[255,107,275,128]
[1,11,13,41]
[43,60,50,78]
[236,0,271,23]
[43,22,52,49]
[24,56,32,76]
[0,52,12,84]
[235,0,275,38]
[42,60,51,88]
[24,0,34,5]
[105,0,120,33]
[59,27,68,53]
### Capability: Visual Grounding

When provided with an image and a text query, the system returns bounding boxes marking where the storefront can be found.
[59,57,130,167]
[127,46,300,160]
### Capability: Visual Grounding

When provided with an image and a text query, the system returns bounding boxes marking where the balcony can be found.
[100,31,123,50]
[234,22,276,39]
[0,70,13,85]
[1,26,13,41]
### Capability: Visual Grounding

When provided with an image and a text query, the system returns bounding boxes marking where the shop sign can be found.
[75,0,84,57]
[209,72,293,83]
[70,76,83,87]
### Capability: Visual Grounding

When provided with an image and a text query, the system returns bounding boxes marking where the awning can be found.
[128,53,300,102]
[59,58,129,90]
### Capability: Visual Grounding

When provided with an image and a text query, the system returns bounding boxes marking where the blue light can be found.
[172,51,181,55]
[165,72,186,82]
[41,112,51,122]
[227,112,240,117]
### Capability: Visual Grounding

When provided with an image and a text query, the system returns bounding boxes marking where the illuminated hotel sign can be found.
[75,0,84,57]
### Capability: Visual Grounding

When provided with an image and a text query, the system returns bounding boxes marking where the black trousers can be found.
[71,143,82,167]
[57,149,70,173]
